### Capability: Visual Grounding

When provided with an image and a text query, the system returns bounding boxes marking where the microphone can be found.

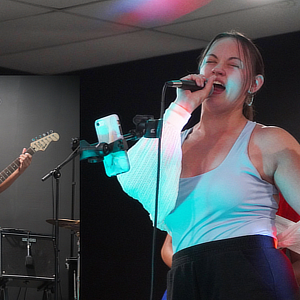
[166,80,214,95]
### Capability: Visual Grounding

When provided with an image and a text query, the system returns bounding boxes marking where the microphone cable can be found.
[149,82,168,300]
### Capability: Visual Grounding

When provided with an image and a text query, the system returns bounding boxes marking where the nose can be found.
[212,64,225,76]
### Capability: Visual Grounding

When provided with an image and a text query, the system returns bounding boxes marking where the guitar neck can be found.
[0,147,35,184]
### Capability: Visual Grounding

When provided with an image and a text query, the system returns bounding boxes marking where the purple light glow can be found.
[110,0,213,25]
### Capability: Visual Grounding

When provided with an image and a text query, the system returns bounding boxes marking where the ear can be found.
[250,75,264,93]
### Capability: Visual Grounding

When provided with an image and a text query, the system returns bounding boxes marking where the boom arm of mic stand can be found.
[41,145,80,182]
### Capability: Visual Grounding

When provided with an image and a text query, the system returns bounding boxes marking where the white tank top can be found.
[164,121,278,253]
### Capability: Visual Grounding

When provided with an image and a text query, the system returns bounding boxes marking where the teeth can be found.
[213,81,224,87]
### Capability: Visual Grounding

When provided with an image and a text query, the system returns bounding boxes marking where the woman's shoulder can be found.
[252,122,299,151]
[253,122,288,135]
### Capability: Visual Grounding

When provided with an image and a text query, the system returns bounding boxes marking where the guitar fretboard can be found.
[0,147,35,184]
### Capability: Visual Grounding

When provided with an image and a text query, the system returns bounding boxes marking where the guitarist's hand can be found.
[0,132,58,193]
[18,148,32,175]
[0,148,32,193]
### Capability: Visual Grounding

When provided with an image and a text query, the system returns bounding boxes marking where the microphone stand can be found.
[40,115,157,300]
[41,146,81,300]
[41,137,131,300]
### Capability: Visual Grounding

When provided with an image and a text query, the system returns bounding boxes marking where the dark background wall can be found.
[0,76,80,299]
[78,30,300,300]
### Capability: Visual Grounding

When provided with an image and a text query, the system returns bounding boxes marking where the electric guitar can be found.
[0,131,59,184]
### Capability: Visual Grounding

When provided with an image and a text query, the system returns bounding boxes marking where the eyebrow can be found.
[206,54,242,62]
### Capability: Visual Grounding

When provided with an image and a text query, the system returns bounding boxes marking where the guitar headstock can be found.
[30,131,60,152]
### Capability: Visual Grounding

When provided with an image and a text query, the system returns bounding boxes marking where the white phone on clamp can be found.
[95,114,130,177]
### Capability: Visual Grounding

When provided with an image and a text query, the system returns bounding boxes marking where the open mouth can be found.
[213,81,226,93]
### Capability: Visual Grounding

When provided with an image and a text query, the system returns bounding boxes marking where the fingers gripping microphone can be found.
[166,80,214,95]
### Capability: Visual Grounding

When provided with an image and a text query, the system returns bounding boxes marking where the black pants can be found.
[167,235,300,300]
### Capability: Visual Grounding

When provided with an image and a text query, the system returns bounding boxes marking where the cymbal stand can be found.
[71,138,80,259]
[67,233,80,300]
[76,233,80,300]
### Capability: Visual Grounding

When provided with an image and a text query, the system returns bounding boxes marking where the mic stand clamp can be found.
[144,119,163,139]
[53,168,61,179]
[79,138,128,163]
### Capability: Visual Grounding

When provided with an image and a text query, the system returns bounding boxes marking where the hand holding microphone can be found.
[166,79,213,94]
[168,74,216,113]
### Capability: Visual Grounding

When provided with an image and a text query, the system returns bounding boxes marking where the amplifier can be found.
[0,229,55,288]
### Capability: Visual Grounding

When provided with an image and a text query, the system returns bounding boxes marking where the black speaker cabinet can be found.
[0,230,55,288]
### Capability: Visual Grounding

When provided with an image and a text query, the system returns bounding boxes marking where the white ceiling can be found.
[0,0,299,74]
